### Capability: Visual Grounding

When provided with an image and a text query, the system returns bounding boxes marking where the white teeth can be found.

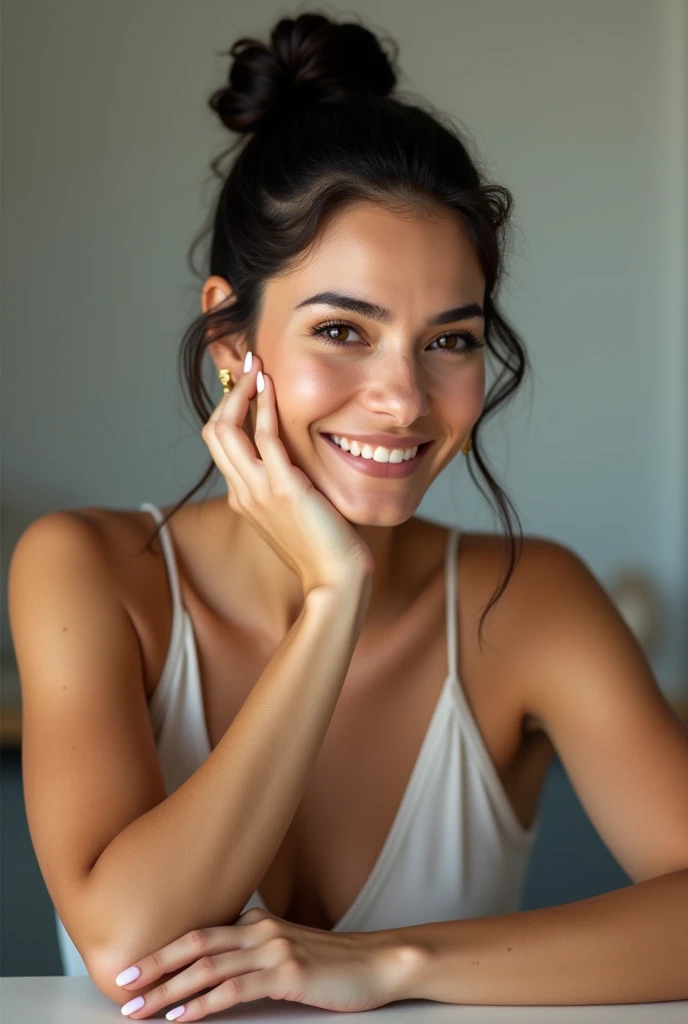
[327,435,419,461]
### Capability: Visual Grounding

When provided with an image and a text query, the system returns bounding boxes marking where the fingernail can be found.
[121,995,145,1015]
[244,351,252,372]
[115,965,141,986]
[256,370,265,393]
[166,1008,185,1021]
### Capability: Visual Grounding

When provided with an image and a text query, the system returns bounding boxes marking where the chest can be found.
[133,540,552,931]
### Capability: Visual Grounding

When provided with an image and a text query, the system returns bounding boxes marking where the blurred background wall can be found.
[2,0,686,976]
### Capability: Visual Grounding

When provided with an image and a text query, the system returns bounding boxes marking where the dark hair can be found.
[144,10,530,649]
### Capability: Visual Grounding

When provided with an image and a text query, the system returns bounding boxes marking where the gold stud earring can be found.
[461,435,472,455]
[218,368,233,393]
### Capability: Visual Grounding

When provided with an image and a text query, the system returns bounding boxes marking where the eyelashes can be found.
[308,318,485,355]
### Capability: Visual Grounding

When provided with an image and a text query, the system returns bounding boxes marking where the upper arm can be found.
[515,542,688,884]
[8,511,167,962]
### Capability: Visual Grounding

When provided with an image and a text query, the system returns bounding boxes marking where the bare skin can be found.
[86,497,553,935]
[82,201,555,932]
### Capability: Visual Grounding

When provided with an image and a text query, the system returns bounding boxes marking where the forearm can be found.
[85,580,370,964]
[388,869,688,1005]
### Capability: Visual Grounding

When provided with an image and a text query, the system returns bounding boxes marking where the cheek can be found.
[466,362,486,410]
[436,361,485,421]
[290,369,335,405]
[275,358,351,428]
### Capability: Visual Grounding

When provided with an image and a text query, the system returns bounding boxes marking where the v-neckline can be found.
[183,578,458,931]
[142,502,459,932]
[189,637,454,932]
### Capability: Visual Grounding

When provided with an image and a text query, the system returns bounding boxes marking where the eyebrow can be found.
[293,291,485,327]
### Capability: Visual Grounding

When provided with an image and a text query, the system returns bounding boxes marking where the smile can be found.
[319,433,432,479]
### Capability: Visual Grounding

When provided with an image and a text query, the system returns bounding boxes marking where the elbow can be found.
[83,947,134,1008]
[57,902,129,1005]
[85,947,161,1010]
[56,881,166,1007]
[67,877,154,1005]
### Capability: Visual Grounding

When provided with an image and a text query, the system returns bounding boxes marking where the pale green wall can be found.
[3,0,686,693]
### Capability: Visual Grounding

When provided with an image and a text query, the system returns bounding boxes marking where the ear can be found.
[202,275,248,382]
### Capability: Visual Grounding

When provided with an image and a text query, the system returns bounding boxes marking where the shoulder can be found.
[463,531,577,729]
[413,521,579,734]
[414,516,571,615]
[459,528,582,637]
[490,533,652,743]
[10,506,117,576]
[10,505,161,611]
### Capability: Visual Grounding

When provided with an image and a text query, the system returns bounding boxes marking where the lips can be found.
[319,432,432,479]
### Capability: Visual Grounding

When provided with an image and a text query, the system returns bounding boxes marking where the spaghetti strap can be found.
[139,502,183,609]
[444,528,460,680]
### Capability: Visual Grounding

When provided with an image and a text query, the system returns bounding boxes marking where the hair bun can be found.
[209,12,398,135]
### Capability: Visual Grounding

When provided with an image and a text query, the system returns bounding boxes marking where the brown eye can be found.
[326,325,352,342]
[430,331,484,354]
[310,320,364,348]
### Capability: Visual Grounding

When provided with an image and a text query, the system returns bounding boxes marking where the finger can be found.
[235,907,271,926]
[251,372,298,478]
[203,428,255,509]
[202,361,267,498]
[205,353,257,427]
[204,356,261,473]
[204,387,232,427]
[122,943,284,1021]
[163,961,303,1021]
[114,927,241,991]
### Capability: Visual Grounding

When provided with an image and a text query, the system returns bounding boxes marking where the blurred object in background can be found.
[608,569,664,657]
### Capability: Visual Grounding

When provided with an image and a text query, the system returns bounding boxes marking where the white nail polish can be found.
[166,1008,185,1021]
[256,370,265,393]
[115,965,141,986]
[121,995,145,1015]
[244,351,252,372]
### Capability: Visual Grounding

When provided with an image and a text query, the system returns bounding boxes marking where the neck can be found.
[204,498,413,644]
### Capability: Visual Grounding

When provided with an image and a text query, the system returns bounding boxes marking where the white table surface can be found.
[1,978,686,1023]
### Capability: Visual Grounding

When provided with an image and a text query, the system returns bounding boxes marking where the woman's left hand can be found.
[115,907,426,1020]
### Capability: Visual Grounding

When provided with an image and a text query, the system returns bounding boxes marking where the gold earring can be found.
[218,368,233,393]
[461,435,472,455]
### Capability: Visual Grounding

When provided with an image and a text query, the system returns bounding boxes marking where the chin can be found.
[329,496,422,528]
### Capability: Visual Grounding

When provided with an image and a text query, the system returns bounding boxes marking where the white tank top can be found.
[56,501,540,975]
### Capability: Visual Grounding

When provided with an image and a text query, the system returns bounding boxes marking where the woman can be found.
[9,10,688,1019]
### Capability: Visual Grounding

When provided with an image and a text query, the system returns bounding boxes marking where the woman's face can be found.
[216,201,486,527]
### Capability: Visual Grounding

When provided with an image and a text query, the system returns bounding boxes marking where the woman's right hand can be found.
[202,352,375,595]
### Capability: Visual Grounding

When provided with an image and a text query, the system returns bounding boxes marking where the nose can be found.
[361,353,430,426]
